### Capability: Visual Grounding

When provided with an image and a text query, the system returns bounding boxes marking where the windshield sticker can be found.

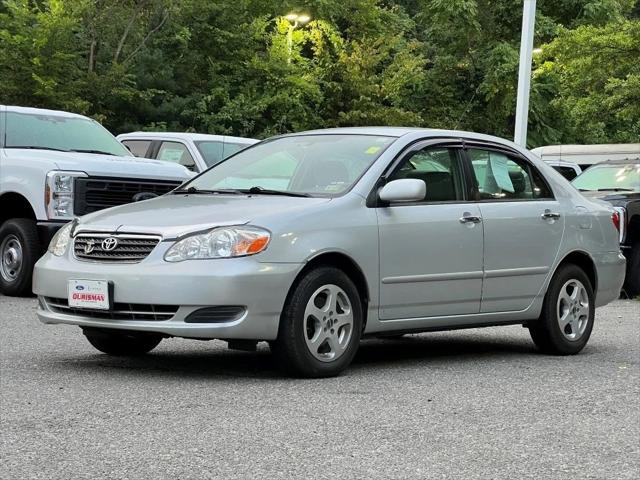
[365,146,382,154]
[324,182,345,192]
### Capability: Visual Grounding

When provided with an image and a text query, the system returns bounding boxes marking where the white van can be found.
[532,144,640,175]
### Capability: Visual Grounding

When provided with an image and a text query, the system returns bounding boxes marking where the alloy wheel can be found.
[556,279,590,341]
[303,284,354,362]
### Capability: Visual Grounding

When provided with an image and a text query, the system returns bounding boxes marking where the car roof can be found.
[118,131,258,144]
[281,127,525,149]
[2,105,89,120]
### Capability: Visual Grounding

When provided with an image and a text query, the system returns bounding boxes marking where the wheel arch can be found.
[285,251,370,331]
[552,250,598,293]
[0,191,37,226]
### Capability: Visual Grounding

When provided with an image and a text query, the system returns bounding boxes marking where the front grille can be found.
[74,177,181,215]
[74,233,160,263]
[45,297,178,321]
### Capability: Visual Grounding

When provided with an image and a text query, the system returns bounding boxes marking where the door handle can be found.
[459,213,482,224]
[541,210,561,220]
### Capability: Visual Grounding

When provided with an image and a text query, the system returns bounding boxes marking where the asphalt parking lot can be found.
[1,296,638,479]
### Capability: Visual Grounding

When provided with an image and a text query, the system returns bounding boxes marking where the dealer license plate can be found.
[68,279,110,310]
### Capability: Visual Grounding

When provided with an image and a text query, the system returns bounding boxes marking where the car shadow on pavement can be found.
[48,331,539,380]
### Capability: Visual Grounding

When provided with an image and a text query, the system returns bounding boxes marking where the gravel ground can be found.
[1,296,638,479]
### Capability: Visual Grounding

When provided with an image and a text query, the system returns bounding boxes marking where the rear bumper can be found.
[33,249,303,340]
[594,251,626,307]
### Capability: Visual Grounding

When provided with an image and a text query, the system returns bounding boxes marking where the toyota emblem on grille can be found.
[101,237,119,251]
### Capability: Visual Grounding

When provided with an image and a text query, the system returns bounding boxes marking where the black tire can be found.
[623,243,640,298]
[272,266,363,378]
[0,218,41,297]
[529,264,595,355]
[83,328,162,356]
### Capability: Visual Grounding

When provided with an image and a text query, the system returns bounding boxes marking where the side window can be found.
[121,140,151,158]
[388,147,466,202]
[554,166,578,181]
[222,142,248,159]
[469,149,552,200]
[156,141,196,171]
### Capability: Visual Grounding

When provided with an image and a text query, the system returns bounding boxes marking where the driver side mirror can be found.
[378,178,426,203]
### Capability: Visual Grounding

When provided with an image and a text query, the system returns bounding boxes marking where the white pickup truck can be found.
[0,106,192,296]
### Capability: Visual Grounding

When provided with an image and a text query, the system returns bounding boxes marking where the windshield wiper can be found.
[172,186,243,195]
[69,149,116,156]
[4,145,69,152]
[243,186,311,198]
[597,188,634,192]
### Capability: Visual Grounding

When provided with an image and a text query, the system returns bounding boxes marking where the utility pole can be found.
[514,0,537,147]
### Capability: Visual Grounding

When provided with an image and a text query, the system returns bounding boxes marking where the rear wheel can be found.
[529,264,594,355]
[0,218,40,297]
[83,328,162,356]
[272,267,362,378]
[623,243,640,298]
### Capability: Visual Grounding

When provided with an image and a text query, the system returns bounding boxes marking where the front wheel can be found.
[272,267,363,378]
[529,264,595,355]
[83,328,162,356]
[0,218,40,297]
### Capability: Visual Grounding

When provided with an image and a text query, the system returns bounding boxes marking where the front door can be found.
[377,145,484,320]
[466,147,564,312]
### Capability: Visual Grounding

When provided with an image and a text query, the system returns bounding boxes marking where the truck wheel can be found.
[83,328,162,356]
[529,264,595,355]
[272,266,362,378]
[0,218,40,297]
[623,243,640,298]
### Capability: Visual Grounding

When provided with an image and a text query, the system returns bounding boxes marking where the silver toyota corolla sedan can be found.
[33,128,626,377]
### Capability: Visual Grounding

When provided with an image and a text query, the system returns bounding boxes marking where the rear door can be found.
[465,145,564,312]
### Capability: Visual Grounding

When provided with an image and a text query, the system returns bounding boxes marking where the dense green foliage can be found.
[1,0,638,146]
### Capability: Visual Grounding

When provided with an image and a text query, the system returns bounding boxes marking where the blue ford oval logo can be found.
[76,285,85,291]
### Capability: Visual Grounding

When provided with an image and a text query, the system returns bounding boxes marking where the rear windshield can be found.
[4,111,130,156]
[572,164,640,192]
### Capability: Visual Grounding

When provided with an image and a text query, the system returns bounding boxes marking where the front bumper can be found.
[33,248,303,340]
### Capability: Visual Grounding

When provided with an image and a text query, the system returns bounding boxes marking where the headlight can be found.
[164,226,271,262]
[45,171,87,219]
[48,222,73,256]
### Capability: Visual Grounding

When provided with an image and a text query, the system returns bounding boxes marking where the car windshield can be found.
[186,134,395,196]
[572,164,640,192]
[4,111,130,156]
[195,140,252,167]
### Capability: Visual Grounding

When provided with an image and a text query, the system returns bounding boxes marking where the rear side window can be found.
[222,142,249,159]
[195,141,224,167]
[157,141,196,171]
[121,140,151,158]
[554,166,579,181]
[469,149,553,200]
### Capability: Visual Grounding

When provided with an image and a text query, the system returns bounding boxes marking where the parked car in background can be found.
[34,128,625,377]
[0,106,192,296]
[572,159,640,297]
[117,132,259,172]
[542,159,582,180]
[532,144,640,172]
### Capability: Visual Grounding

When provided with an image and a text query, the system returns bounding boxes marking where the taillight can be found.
[611,207,626,244]
[612,211,621,233]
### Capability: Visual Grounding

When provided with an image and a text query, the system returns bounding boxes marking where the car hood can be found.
[4,149,193,181]
[75,194,332,238]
